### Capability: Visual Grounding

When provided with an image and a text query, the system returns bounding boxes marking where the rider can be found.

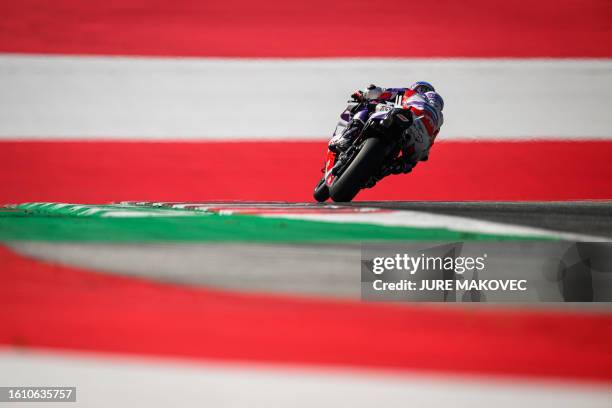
[328,81,444,176]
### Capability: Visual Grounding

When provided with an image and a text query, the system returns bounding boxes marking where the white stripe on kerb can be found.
[1,349,610,408]
[1,55,611,139]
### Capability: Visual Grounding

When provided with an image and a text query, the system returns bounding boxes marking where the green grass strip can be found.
[0,206,546,242]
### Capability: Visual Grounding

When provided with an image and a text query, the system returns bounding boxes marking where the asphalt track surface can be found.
[347,201,612,238]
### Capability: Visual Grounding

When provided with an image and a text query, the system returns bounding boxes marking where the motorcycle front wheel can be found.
[313,177,330,202]
[329,137,388,202]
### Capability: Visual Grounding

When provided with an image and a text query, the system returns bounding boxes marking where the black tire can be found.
[329,137,388,202]
[313,177,330,202]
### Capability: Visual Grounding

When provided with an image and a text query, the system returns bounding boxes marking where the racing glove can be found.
[350,90,364,102]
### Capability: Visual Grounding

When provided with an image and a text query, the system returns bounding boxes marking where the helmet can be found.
[424,91,444,111]
[410,81,435,94]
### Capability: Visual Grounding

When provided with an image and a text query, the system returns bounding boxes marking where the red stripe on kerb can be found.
[0,1,611,57]
[2,245,612,382]
[1,140,612,203]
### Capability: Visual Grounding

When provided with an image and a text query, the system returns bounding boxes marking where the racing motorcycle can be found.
[313,92,415,202]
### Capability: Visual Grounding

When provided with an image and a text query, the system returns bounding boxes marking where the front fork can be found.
[323,149,336,187]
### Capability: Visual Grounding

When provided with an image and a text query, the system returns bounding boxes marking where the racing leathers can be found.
[328,85,444,178]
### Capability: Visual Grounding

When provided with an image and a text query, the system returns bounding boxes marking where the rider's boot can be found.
[328,118,364,153]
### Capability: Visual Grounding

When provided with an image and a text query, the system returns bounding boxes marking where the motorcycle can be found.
[313,92,415,202]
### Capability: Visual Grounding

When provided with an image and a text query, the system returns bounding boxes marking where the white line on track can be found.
[126,201,610,241]
[260,210,609,242]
